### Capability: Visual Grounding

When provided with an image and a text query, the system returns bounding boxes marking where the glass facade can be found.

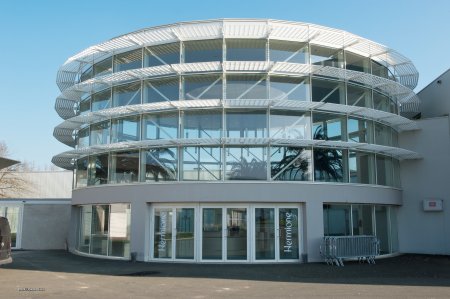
[77,204,131,258]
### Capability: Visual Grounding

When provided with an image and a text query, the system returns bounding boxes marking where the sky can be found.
[0,0,449,168]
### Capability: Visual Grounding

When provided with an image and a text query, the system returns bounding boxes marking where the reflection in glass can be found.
[311,46,344,68]
[226,75,267,99]
[176,208,195,259]
[225,147,267,180]
[143,113,178,140]
[393,159,401,188]
[145,43,180,67]
[113,83,141,107]
[141,148,177,182]
[279,208,299,259]
[75,157,88,188]
[255,208,275,260]
[110,151,139,184]
[313,113,345,141]
[312,79,345,105]
[183,110,222,139]
[92,89,112,112]
[314,148,347,183]
[323,204,351,236]
[202,208,222,260]
[373,92,391,113]
[0,206,20,248]
[184,39,222,63]
[374,123,392,146]
[90,121,110,146]
[269,76,309,101]
[144,78,179,103]
[114,49,142,72]
[108,204,131,257]
[226,39,266,61]
[389,207,399,252]
[79,98,90,115]
[271,147,311,181]
[372,61,389,79]
[270,110,311,139]
[154,208,173,258]
[269,40,308,63]
[345,52,370,73]
[227,208,247,260]
[352,205,373,235]
[184,75,222,100]
[375,206,390,254]
[226,110,266,138]
[348,118,373,143]
[77,128,90,149]
[111,116,140,143]
[349,151,375,184]
[91,205,109,255]
[88,154,109,186]
[183,147,222,180]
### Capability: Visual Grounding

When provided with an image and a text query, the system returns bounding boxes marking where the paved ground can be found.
[1,251,450,298]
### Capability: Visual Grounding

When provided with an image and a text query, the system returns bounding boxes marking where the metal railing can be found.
[320,235,380,266]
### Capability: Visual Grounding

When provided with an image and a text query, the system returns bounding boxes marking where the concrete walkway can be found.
[1,250,449,298]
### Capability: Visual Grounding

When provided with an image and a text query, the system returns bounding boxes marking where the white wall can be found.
[399,116,450,254]
[418,69,450,118]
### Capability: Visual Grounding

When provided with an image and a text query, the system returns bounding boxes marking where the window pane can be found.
[345,52,370,73]
[347,84,372,108]
[311,79,345,104]
[75,157,88,188]
[374,123,392,146]
[184,75,222,100]
[143,113,178,140]
[226,75,267,99]
[91,205,109,255]
[90,121,110,146]
[80,65,93,82]
[111,116,140,143]
[183,147,222,180]
[114,49,142,72]
[314,148,347,182]
[376,155,393,186]
[349,151,375,184]
[176,208,195,259]
[79,98,90,115]
[113,83,141,107]
[375,206,390,254]
[313,113,345,141]
[269,76,309,101]
[269,40,308,64]
[88,154,109,185]
[183,110,222,139]
[154,208,173,258]
[373,92,390,113]
[226,110,267,138]
[348,117,373,143]
[323,204,351,236]
[311,46,344,68]
[94,57,112,77]
[144,77,179,103]
[110,151,140,184]
[393,158,401,188]
[279,208,299,259]
[108,204,131,258]
[145,43,180,67]
[226,39,266,61]
[352,205,373,235]
[78,206,92,253]
[389,207,399,252]
[270,147,311,181]
[77,128,90,149]
[225,147,267,180]
[202,208,222,260]
[141,148,178,182]
[372,61,389,79]
[270,110,311,139]
[92,89,112,112]
[184,39,222,63]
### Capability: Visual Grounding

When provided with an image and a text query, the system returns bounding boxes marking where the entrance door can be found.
[153,207,195,261]
[201,206,248,261]
[254,206,300,261]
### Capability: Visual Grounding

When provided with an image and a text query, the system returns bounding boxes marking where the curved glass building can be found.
[53,19,421,262]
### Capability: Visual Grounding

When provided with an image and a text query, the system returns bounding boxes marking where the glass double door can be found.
[201,205,300,262]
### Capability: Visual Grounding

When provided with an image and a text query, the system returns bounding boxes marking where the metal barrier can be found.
[320,235,380,266]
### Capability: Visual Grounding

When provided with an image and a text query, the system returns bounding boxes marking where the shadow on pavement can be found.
[3,250,450,287]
